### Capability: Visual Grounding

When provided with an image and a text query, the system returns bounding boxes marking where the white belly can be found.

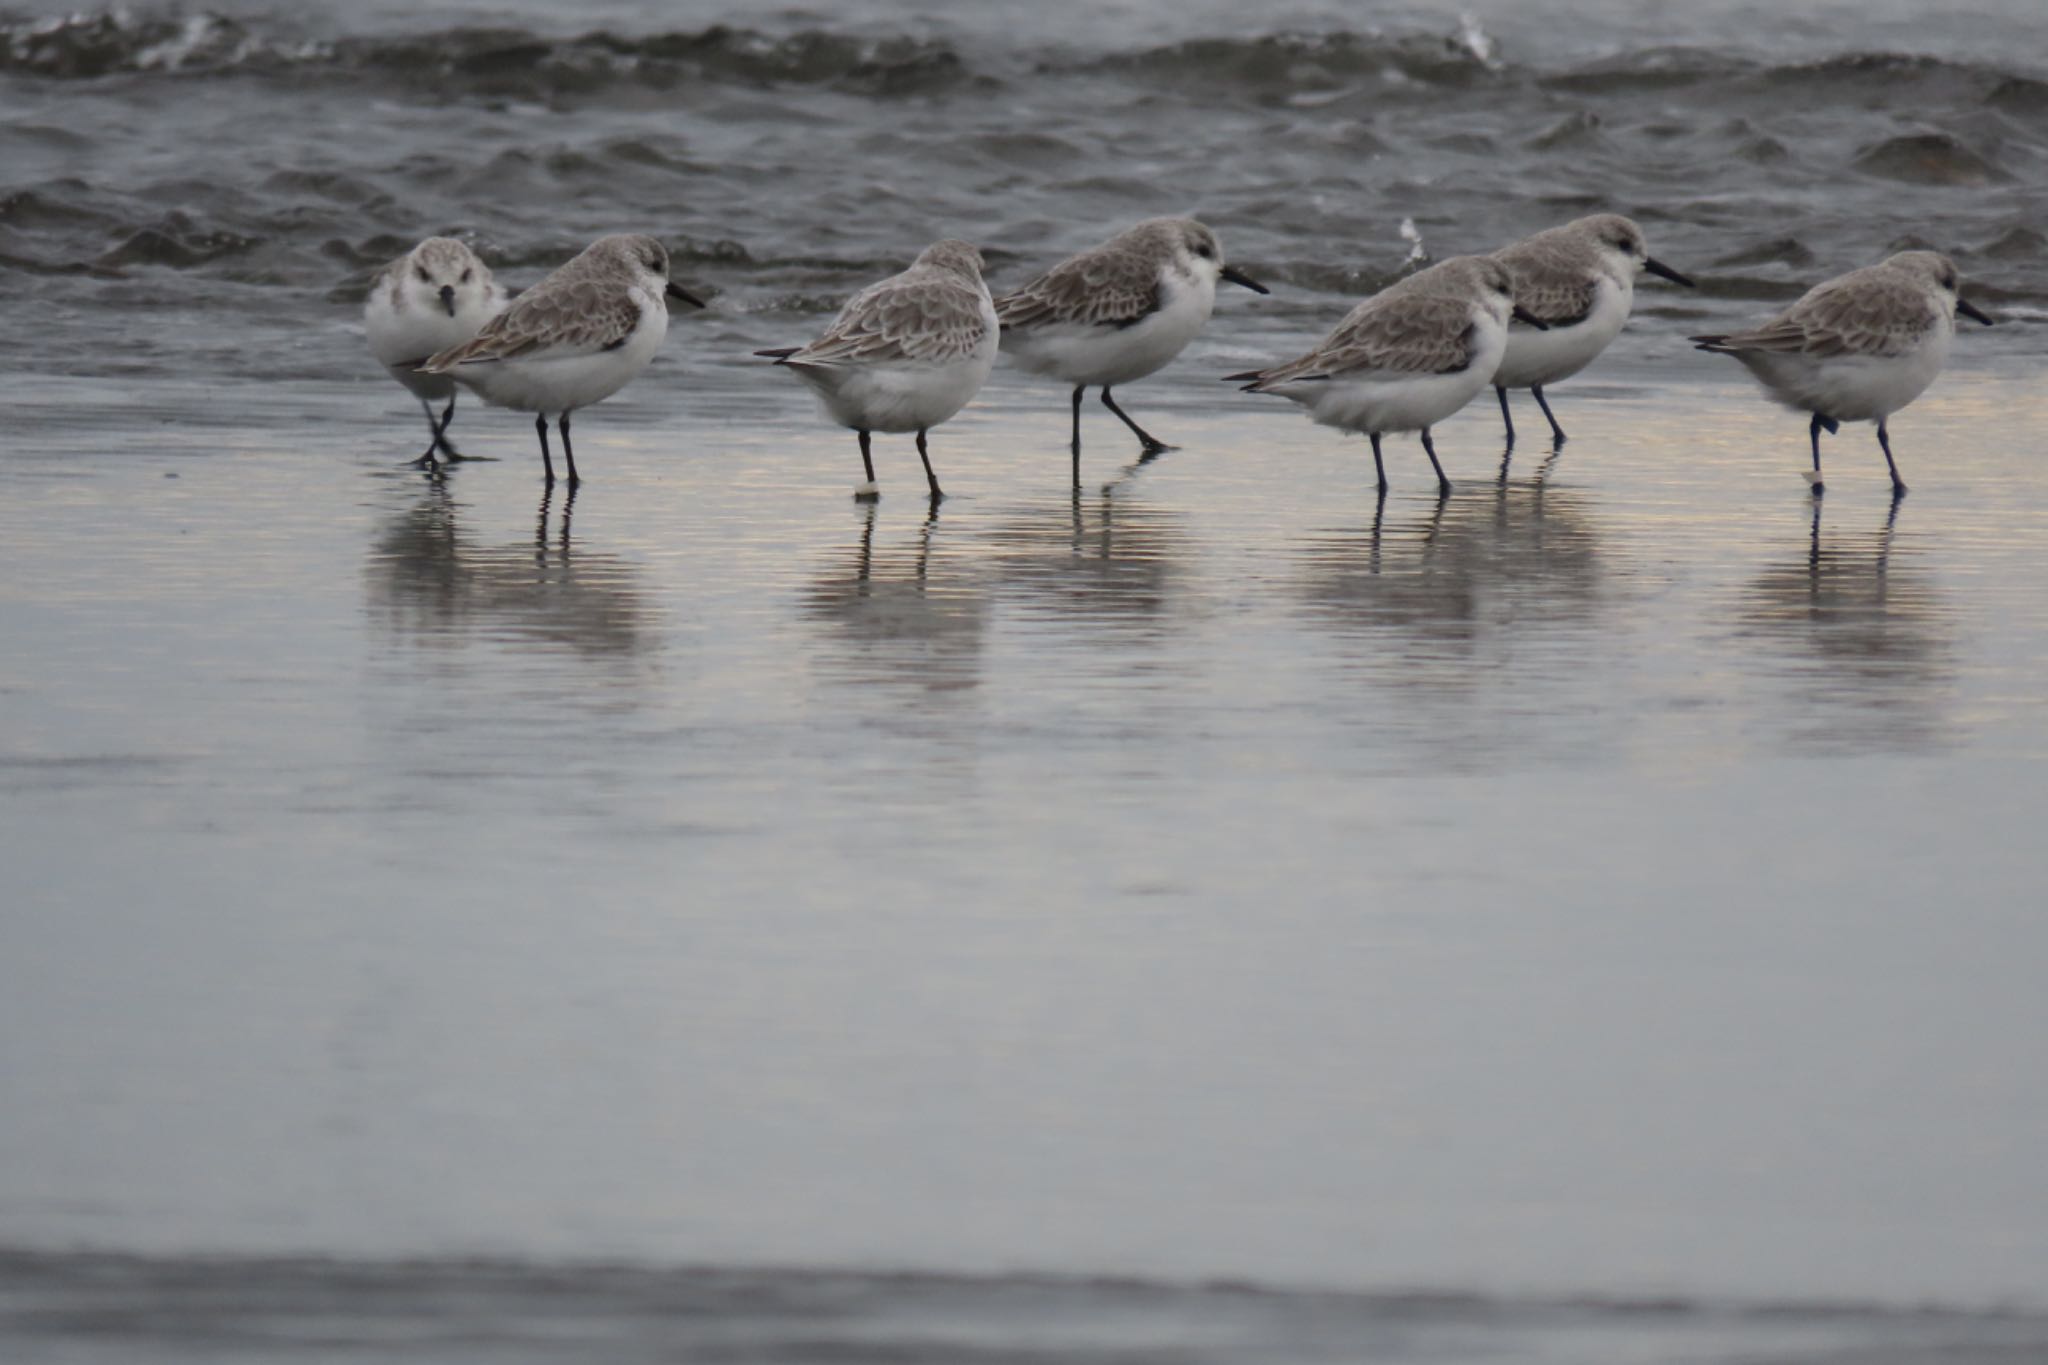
[455,294,668,416]
[1278,319,1506,435]
[1001,275,1215,388]
[799,350,996,434]
[366,291,497,402]
[795,297,998,434]
[1738,326,1952,423]
[1492,276,1631,389]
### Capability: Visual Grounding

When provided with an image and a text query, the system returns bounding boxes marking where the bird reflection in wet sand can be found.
[804,503,986,696]
[1298,483,1610,755]
[366,481,651,659]
[981,488,1187,633]
[1497,437,1566,488]
[1738,499,1952,751]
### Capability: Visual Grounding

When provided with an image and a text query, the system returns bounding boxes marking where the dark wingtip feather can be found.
[1221,369,1264,383]
[754,347,801,363]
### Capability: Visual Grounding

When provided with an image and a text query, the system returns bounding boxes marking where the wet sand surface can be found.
[6,362,2047,1355]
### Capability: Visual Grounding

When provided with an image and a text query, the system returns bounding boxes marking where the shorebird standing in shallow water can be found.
[1227,255,1543,495]
[419,234,705,488]
[1691,251,1992,496]
[1490,213,1694,447]
[994,217,1267,482]
[757,239,998,503]
[365,236,506,467]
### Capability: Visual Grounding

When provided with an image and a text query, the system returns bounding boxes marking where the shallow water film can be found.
[4,0,2047,1361]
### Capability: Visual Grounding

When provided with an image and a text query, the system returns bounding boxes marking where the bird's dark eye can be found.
[1194,243,1214,259]
[646,255,665,273]
[415,266,431,283]
[460,268,472,283]
[1943,272,1958,290]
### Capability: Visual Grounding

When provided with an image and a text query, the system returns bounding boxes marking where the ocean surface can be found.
[5,1,2048,1361]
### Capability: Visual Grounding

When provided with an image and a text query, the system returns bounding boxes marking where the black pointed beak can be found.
[438,284,456,317]
[667,280,706,308]
[1957,298,1994,326]
[1220,265,1270,295]
[1644,257,1694,287]
[1511,305,1550,330]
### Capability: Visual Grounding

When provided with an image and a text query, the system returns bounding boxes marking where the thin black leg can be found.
[1531,385,1566,444]
[1070,385,1085,485]
[1419,427,1452,495]
[1368,432,1388,492]
[855,429,878,498]
[1101,387,1173,455]
[536,412,555,486]
[1876,419,1907,497]
[409,398,443,467]
[1808,412,1829,496]
[1496,385,1515,447]
[434,397,461,459]
[916,429,943,502]
[559,411,579,488]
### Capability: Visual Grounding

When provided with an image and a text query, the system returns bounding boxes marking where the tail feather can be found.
[1690,334,1734,353]
[417,337,493,374]
[1227,368,1327,393]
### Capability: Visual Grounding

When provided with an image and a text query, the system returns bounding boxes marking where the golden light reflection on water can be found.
[365,480,655,662]
[1295,471,1606,674]
[1738,500,1955,753]
[980,486,1188,636]
[803,502,987,698]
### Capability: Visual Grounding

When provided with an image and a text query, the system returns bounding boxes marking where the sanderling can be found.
[364,236,506,466]
[993,217,1267,480]
[756,239,998,502]
[1226,255,1543,495]
[1691,250,1992,496]
[1491,213,1693,446]
[419,234,705,488]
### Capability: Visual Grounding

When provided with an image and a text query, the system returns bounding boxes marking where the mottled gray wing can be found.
[1496,246,1595,326]
[1715,269,1934,359]
[993,245,1161,330]
[1254,292,1476,386]
[428,278,638,367]
[792,274,989,365]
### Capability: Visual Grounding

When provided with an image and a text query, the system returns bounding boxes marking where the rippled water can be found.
[5,0,2048,384]
[6,1,2048,1360]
